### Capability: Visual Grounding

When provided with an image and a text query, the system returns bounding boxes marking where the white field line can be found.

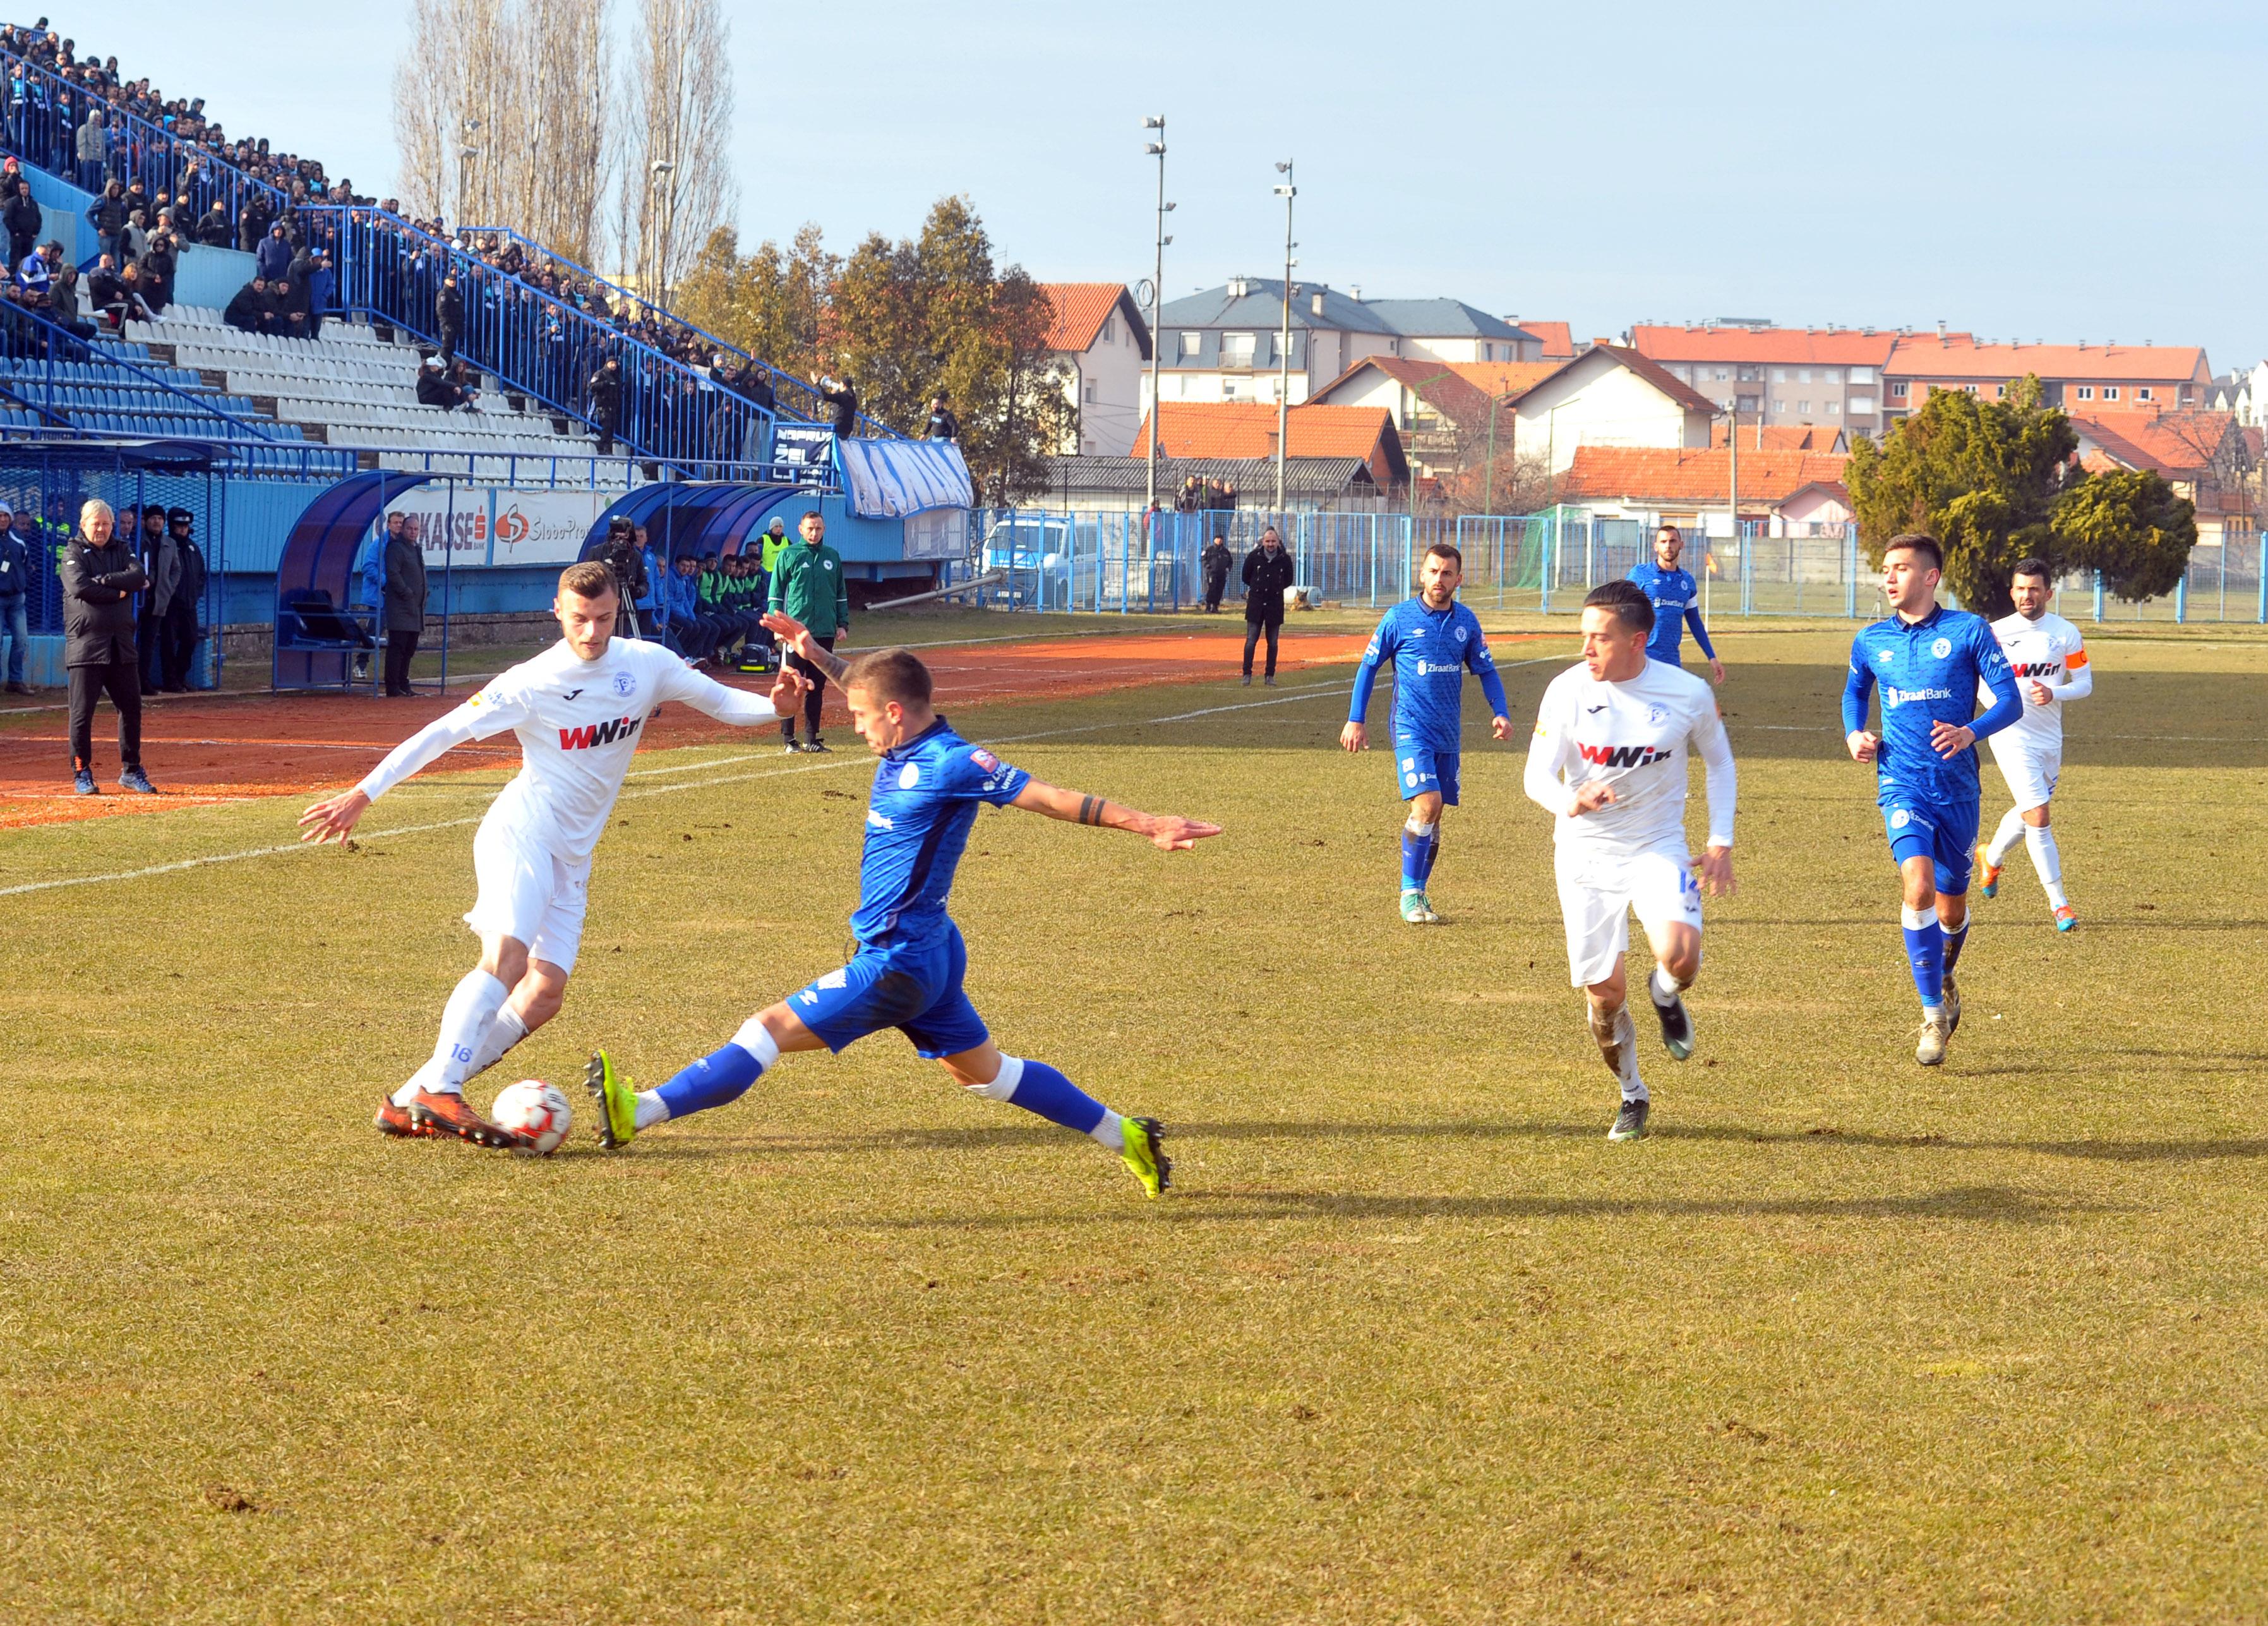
[0,654,1568,901]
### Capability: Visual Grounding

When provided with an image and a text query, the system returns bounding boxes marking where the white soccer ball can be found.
[491,1079,573,1154]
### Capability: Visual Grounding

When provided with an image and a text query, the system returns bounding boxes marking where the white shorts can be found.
[1554,843,1704,988]
[1989,737,2061,812]
[464,814,592,972]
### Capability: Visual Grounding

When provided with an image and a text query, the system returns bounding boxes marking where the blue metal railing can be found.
[453,222,887,437]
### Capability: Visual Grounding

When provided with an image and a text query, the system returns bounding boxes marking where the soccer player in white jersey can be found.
[1974,557,2091,931]
[1525,580,1737,1141]
[296,560,807,1148]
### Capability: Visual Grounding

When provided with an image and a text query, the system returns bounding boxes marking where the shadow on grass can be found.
[855,1184,2115,1229]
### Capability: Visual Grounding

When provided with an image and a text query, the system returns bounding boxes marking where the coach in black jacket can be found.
[60,498,153,793]
[382,514,429,697]
[1240,526,1296,685]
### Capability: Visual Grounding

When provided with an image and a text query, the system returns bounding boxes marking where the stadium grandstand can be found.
[0,19,904,478]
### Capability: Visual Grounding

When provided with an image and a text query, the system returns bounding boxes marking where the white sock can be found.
[2025,824,2067,908]
[1900,903,1934,930]
[1649,963,1683,1006]
[1090,1109,1126,1152]
[633,1090,671,1130]
[391,1007,528,1106]
[1588,1001,1645,1102]
[1986,806,2025,867]
[428,969,510,1092]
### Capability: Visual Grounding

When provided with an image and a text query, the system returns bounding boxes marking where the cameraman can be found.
[597,516,649,637]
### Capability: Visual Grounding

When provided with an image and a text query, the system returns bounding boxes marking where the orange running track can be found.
[0,627,1497,831]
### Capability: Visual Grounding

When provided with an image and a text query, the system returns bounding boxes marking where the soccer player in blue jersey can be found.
[1842,533,2023,1065]
[1626,524,1725,683]
[584,626,1220,1196]
[1340,543,1511,924]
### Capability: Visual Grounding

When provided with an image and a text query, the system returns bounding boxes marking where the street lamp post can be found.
[1143,117,1170,515]
[1273,160,1296,512]
[457,117,481,224]
[649,157,678,309]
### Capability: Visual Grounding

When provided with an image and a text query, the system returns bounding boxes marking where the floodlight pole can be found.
[1273,159,1297,512]
[1143,117,1170,514]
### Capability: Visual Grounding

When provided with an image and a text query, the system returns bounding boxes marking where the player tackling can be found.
[583,617,1220,1196]
[298,560,807,1147]
[1842,534,2022,1066]
[1974,557,2091,930]
[1524,581,1736,1141]
[1341,543,1510,924]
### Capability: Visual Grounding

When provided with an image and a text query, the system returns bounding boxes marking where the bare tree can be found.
[618,0,737,308]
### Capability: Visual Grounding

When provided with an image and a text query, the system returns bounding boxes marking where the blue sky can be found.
[98,0,2268,370]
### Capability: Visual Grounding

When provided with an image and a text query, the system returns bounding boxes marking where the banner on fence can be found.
[383,488,608,568]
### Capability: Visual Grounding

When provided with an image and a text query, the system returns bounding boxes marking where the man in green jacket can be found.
[768,510,850,752]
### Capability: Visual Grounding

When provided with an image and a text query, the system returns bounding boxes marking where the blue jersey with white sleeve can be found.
[1347,597,1511,752]
[849,716,1031,949]
[1842,603,2021,808]
[1627,559,1716,666]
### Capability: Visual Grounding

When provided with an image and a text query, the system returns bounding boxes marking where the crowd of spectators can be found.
[0,23,901,466]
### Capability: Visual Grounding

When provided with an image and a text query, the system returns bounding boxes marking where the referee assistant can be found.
[768,509,850,752]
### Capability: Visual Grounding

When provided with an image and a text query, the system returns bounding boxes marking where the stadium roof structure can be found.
[1037,282,1152,360]
[1560,445,1851,508]
[1631,325,1903,367]
[1887,335,2212,385]
[1131,402,1408,486]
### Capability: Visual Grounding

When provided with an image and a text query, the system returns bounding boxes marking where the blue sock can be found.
[1940,911,1969,974]
[1401,822,1437,891]
[656,1041,766,1119]
[1901,909,1943,1006]
[998,1057,1107,1136]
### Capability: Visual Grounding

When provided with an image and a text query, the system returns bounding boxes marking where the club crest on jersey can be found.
[898,762,921,789]
[1931,637,1952,658]
[1647,703,1669,725]
[1455,625,1468,643]
[1892,809,1910,828]
[1578,742,1669,768]
[558,714,644,750]
[611,671,637,697]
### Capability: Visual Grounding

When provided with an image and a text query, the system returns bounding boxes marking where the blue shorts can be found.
[1394,740,1460,805]
[789,924,990,1060]
[1881,796,1981,894]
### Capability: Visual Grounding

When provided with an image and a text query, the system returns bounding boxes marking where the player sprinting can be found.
[584,623,1220,1196]
[1842,534,2022,1066]
[1626,523,1725,684]
[1974,557,2091,930]
[298,560,807,1147]
[1524,581,1736,1141]
[1340,543,1510,924]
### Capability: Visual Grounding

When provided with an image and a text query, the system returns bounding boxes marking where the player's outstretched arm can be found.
[1009,780,1221,851]
[298,701,495,843]
[761,611,851,686]
[663,658,809,726]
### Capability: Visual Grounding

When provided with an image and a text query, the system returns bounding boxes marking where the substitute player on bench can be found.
[584,622,1219,1196]
[1340,542,1510,925]
[1525,581,1736,1141]
[297,560,807,1147]
[1842,534,2022,1066]
[1974,557,2091,930]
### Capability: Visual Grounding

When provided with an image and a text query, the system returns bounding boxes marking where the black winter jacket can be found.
[60,533,148,666]
[1241,544,1295,623]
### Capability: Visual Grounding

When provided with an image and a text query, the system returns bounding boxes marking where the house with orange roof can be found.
[2067,407,2254,543]
[1508,319,1575,361]
[1629,324,1900,438]
[1710,421,1847,452]
[1885,334,2211,419]
[1130,401,1408,492]
[1559,445,1853,538]
[1506,346,1719,474]
[1038,282,1151,456]
[1307,356,1557,486]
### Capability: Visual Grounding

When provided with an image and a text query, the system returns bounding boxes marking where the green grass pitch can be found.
[3,619,2265,1622]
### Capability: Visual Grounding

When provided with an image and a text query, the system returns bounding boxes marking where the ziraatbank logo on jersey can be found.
[1578,742,1671,768]
[558,714,645,750]
[1882,685,1953,708]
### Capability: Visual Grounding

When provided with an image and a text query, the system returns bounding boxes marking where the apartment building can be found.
[1628,324,1899,438]
[1883,335,2211,418]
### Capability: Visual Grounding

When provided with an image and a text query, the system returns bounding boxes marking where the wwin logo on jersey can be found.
[2011,660,2063,677]
[558,714,644,750]
[1578,742,1669,768]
